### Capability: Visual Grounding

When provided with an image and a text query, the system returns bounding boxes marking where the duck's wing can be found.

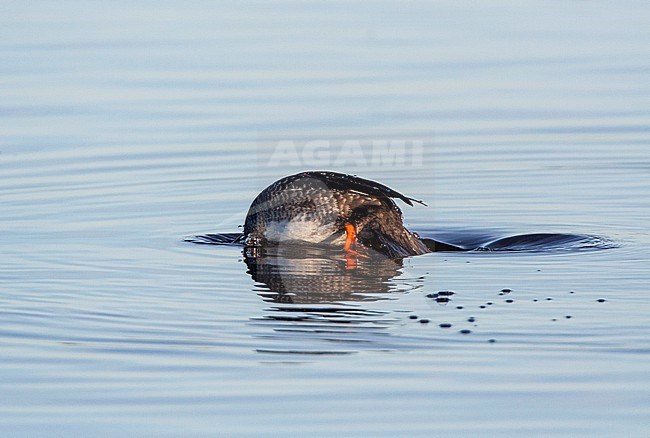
[301,171,427,207]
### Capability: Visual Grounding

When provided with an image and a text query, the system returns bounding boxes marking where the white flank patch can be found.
[264,219,338,243]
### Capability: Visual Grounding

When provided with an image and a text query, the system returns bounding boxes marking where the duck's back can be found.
[243,171,427,253]
[244,172,375,243]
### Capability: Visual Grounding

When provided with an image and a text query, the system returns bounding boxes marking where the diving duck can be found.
[243,171,431,258]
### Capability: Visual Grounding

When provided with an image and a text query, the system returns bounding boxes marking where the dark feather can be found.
[296,171,427,207]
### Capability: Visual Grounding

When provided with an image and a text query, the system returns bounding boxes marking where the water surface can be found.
[1,1,649,436]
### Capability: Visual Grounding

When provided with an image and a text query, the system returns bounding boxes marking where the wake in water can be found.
[185,231,616,254]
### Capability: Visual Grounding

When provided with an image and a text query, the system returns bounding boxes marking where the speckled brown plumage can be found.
[243,171,430,258]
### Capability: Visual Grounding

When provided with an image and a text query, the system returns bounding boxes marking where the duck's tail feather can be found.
[305,171,427,207]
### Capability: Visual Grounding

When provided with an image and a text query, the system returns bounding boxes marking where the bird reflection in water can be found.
[243,244,425,355]
[244,244,408,305]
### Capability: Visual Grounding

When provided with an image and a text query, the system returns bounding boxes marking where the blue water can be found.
[1,1,649,436]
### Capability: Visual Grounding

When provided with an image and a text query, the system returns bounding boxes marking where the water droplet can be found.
[597,298,607,303]
[467,317,476,322]
[459,329,471,334]
[439,323,452,328]
[501,288,512,293]
[505,299,514,303]
[408,315,418,320]
[419,319,430,324]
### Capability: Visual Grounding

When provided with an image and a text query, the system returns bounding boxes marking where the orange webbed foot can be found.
[343,223,369,260]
